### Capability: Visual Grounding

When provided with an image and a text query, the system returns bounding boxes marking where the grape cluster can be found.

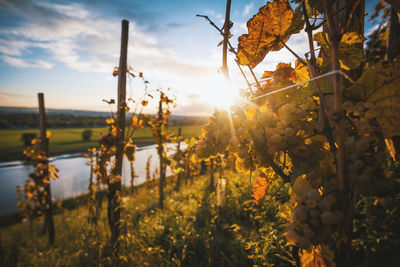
[286,172,343,250]
[198,97,319,175]
[343,101,392,195]
[196,109,232,158]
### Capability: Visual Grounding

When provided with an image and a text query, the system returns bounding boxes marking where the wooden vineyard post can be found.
[108,19,128,252]
[386,8,400,161]
[157,96,165,209]
[221,0,232,78]
[38,93,55,245]
[175,127,183,191]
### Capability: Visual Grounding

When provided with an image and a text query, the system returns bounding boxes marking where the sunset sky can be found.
[0,0,380,116]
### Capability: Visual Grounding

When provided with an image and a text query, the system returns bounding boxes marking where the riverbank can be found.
[0,125,202,162]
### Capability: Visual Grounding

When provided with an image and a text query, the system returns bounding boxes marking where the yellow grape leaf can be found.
[112,67,118,77]
[262,70,275,79]
[124,144,137,161]
[217,34,233,47]
[188,137,197,147]
[131,115,138,126]
[272,62,297,82]
[105,118,114,125]
[345,61,400,138]
[46,130,52,139]
[295,60,310,83]
[258,62,314,106]
[237,0,304,68]
[253,170,272,205]
[300,247,327,267]
[313,31,365,70]
[245,106,257,120]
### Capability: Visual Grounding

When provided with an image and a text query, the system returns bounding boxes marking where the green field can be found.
[0,125,203,162]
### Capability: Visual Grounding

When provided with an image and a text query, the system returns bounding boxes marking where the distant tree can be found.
[20,133,37,147]
[81,129,93,141]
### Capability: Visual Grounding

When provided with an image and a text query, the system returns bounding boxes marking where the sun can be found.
[200,73,240,109]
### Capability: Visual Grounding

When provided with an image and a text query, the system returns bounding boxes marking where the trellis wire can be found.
[250,70,354,101]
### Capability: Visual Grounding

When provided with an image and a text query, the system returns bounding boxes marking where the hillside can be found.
[0,107,208,129]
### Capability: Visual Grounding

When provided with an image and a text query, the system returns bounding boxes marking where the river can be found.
[0,143,179,215]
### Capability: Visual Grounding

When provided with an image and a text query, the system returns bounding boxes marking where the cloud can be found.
[0,0,213,77]
[243,2,254,16]
[0,55,53,68]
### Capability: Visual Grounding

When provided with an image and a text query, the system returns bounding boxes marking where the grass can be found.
[0,171,293,266]
[1,168,398,266]
[0,125,203,162]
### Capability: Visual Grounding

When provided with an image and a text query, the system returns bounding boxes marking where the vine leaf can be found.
[300,247,328,267]
[313,31,365,70]
[345,61,400,138]
[217,34,233,46]
[237,0,304,68]
[256,62,315,106]
[253,170,273,205]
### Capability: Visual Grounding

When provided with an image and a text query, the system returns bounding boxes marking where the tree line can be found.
[0,113,207,129]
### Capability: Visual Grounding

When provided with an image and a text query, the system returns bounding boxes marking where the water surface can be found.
[0,144,178,215]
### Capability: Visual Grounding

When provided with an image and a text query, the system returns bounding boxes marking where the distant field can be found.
[0,125,203,162]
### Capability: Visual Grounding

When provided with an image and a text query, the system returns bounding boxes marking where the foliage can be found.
[148,89,176,209]
[236,0,304,68]
[20,132,37,147]
[16,136,59,228]
[2,171,299,266]
[81,129,93,141]
[198,0,400,265]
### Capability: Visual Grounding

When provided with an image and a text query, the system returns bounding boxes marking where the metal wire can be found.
[250,70,354,101]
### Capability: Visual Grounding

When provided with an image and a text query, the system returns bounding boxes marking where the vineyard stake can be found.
[221,0,231,78]
[109,19,128,253]
[38,93,55,245]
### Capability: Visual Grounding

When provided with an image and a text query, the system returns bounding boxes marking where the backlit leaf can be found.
[237,0,304,68]
[253,170,273,205]
[300,247,327,267]
[313,31,365,70]
[345,61,400,138]
[217,34,233,47]
[112,67,118,77]
[105,118,114,125]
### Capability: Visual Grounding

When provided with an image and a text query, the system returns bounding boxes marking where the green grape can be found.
[286,229,300,244]
[280,103,297,115]
[309,208,320,218]
[343,101,354,112]
[284,127,295,137]
[354,102,365,116]
[321,211,336,225]
[318,199,331,212]
[294,206,307,221]
[332,211,343,225]
[295,110,307,120]
[297,237,312,250]
[364,109,377,120]
[360,124,372,134]
[354,159,364,169]
[276,125,285,135]
[303,228,314,240]
[364,101,375,109]
[307,189,321,202]
[306,198,317,208]
[355,138,369,153]
[309,218,320,228]
[270,134,282,144]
